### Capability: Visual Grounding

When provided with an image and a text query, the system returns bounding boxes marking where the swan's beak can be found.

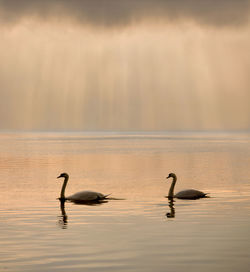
[166,176,170,179]
[57,175,62,179]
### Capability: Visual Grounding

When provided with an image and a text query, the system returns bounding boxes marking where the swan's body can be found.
[67,190,107,202]
[57,173,110,202]
[166,173,207,199]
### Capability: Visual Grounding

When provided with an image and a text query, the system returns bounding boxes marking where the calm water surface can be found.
[0,132,250,272]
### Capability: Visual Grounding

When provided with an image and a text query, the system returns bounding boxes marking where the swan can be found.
[57,173,110,202]
[166,173,208,199]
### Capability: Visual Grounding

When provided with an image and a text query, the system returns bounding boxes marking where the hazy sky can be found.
[0,1,249,131]
[0,0,249,27]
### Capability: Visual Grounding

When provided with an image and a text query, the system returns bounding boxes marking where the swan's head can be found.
[57,173,69,179]
[166,173,176,179]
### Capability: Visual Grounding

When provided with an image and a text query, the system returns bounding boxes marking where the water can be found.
[0,131,250,272]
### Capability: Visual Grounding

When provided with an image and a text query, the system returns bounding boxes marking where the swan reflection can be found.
[166,198,175,218]
[58,199,68,228]
[57,198,108,229]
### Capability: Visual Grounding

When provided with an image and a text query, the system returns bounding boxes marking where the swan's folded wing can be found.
[175,189,206,199]
[67,190,105,201]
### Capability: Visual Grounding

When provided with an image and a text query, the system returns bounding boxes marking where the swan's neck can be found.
[168,176,177,198]
[60,176,68,199]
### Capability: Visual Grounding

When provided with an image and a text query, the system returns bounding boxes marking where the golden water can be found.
[0,132,249,271]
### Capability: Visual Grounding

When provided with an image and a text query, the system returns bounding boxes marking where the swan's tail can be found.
[104,194,126,200]
[103,193,112,199]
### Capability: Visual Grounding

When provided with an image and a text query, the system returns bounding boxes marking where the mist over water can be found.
[0,2,249,131]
